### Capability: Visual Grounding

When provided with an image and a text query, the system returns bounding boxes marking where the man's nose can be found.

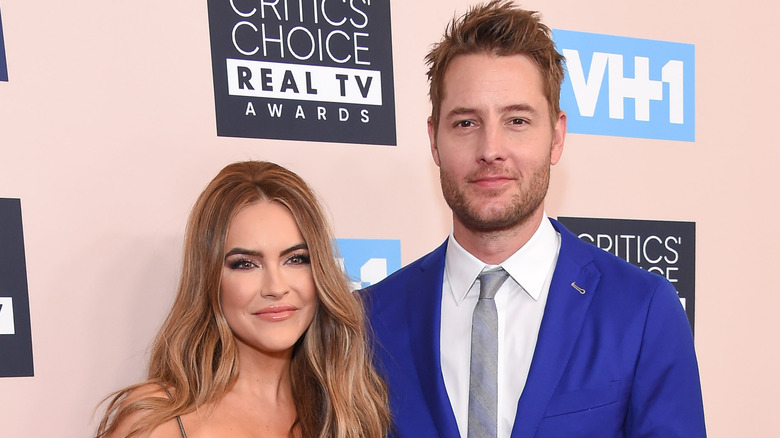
[477,123,507,163]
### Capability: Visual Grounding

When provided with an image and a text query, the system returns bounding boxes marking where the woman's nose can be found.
[260,267,289,299]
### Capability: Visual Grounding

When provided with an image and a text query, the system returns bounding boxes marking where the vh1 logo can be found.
[335,238,401,291]
[553,30,695,142]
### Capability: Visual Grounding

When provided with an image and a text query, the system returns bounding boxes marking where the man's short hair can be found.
[426,0,565,128]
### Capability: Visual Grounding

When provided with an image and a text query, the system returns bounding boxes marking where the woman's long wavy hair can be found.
[96,161,390,437]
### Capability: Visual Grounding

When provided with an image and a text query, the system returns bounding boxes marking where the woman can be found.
[96,161,390,438]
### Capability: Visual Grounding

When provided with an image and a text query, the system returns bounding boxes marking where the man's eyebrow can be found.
[444,107,478,119]
[444,104,540,119]
[502,103,539,114]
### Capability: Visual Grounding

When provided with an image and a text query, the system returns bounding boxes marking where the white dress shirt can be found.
[440,217,561,438]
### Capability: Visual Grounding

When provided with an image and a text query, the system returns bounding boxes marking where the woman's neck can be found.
[233,343,295,404]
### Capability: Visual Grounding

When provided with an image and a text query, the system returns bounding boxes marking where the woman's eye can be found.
[229,259,256,270]
[287,253,311,265]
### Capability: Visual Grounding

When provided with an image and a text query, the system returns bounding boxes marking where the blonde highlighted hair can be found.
[96,161,390,437]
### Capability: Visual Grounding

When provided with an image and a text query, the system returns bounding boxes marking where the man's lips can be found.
[254,304,298,321]
[470,175,515,188]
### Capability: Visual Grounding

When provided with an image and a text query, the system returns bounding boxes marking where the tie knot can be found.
[478,267,509,300]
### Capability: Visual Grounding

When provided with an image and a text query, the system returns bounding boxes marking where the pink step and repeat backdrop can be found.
[1,0,778,436]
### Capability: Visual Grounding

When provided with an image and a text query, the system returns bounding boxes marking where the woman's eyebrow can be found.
[280,243,308,256]
[224,247,262,259]
[224,243,307,259]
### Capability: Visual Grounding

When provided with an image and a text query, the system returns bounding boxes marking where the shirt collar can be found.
[444,216,559,304]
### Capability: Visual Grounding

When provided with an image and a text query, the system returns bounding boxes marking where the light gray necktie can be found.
[468,267,509,438]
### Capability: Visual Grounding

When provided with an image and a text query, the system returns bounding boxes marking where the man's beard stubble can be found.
[439,163,550,234]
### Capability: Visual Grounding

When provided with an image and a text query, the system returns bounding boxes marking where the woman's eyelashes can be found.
[286,252,311,266]
[227,257,258,270]
[225,251,309,270]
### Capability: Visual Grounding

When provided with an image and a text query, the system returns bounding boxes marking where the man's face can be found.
[429,53,566,234]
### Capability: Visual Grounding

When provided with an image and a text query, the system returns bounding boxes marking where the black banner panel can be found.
[0,198,34,377]
[0,6,8,82]
[558,216,696,334]
[207,0,397,145]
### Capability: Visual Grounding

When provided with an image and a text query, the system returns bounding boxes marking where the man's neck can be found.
[452,210,546,265]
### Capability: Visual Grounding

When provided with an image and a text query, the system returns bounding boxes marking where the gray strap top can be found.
[162,388,188,438]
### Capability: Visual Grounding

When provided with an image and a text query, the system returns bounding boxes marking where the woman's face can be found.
[220,200,317,358]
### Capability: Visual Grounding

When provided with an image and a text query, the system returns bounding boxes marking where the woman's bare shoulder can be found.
[126,383,169,401]
[104,384,183,438]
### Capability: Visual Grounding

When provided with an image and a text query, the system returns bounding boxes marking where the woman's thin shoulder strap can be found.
[161,387,188,438]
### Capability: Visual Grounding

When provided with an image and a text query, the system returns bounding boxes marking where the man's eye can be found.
[509,118,527,125]
[455,120,475,128]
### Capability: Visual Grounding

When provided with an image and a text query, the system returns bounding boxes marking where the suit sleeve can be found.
[626,279,707,437]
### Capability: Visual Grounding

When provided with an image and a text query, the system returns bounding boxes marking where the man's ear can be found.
[550,111,567,165]
[428,117,441,167]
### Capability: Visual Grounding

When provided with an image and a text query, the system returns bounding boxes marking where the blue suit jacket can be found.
[361,219,706,437]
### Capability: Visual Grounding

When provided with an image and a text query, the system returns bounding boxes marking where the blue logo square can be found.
[553,30,695,141]
[335,238,401,290]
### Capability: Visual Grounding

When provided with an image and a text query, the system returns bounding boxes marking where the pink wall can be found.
[0,0,777,436]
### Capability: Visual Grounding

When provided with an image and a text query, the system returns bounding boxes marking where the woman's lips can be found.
[254,304,297,321]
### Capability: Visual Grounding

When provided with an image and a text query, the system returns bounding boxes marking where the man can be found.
[361,1,706,437]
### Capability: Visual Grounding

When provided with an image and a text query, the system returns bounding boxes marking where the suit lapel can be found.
[511,219,602,438]
[406,241,461,438]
